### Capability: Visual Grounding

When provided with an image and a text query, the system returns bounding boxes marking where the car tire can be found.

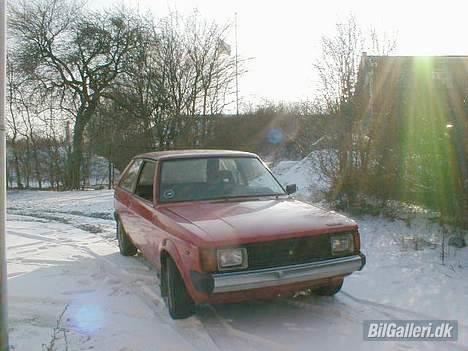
[315,280,343,296]
[116,219,137,256]
[164,257,195,319]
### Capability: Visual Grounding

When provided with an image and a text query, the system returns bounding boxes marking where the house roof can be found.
[365,55,468,59]
[136,149,257,161]
[359,53,468,71]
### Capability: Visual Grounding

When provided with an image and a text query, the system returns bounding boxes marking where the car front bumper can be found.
[200,253,365,294]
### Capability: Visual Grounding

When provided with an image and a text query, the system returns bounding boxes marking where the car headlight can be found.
[217,248,248,271]
[331,233,354,256]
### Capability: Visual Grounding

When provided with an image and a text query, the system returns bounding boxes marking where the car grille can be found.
[240,234,335,272]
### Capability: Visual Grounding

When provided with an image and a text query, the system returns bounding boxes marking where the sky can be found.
[94,0,468,107]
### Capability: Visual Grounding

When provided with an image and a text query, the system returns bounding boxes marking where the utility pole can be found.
[234,12,239,116]
[0,0,9,349]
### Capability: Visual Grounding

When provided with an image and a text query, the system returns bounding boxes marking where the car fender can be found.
[159,238,208,303]
[159,238,191,281]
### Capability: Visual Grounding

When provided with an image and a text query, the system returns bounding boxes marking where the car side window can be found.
[119,159,143,192]
[135,161,156,202]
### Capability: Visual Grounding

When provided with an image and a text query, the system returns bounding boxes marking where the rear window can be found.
[119,159,142,192]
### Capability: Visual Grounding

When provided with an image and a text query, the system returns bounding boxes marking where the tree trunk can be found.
[32,148,42,189]
[108,158,112,190]
[14,152,22,189]
[11,141,23,189]
[25,141,31,188]
[67,101,97,190]
[68,120,85,189]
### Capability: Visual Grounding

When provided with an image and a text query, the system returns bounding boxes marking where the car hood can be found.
[162,198,357,247]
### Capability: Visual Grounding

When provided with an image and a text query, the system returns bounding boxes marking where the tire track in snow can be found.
[197,305,293,351]
[77,245,222,351]
[280,292,466,351]
[7,230,57,242]
[8,209,115,237]
[10,191,467,351]
[10,204,268,350]
[341,291,468,331]
[20,211,220,351]
[339,292,468,351]
[8,209,426,350]
[9,212,222,351]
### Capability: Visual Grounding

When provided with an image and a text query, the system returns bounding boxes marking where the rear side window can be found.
[119,159,142,192]
[135,161,156,202]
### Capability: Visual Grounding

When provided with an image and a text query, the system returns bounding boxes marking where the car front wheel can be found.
[315,279,343,296]
[164,257,195,319]
[116,219,137,256]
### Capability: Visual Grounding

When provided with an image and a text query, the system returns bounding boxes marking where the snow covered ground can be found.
[273,153,328,201]
[6,186,468,349]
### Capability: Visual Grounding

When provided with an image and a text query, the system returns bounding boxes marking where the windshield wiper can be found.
[209,194,287,203]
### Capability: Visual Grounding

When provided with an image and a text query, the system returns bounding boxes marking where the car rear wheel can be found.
[164,257,195,319]
[315,279,343,296]
[116,219,137,256]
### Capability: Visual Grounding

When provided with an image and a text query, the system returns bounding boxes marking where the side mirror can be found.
[286,184,297,195]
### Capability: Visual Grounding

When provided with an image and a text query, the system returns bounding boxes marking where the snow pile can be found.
[272,151,329,200]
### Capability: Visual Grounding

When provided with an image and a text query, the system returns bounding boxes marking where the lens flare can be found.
[267,128,283,144]
[70,304,105,335]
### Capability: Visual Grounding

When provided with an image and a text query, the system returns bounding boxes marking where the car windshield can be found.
[159,157,285,202]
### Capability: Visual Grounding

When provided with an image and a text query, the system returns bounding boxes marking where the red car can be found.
[114,150,365,319]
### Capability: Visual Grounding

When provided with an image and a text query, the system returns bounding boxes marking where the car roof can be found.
[135,149,258,161]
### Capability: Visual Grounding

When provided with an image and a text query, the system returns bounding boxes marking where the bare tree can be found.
[369,28,398,56]
[314,16,363,115]
[314,15,363,204]
[8,3,241,187]
[10,0,144,188]
[90,11,239,167]
[314,15,397,205]
[184,13,237,143]
[15,84,44,189]
[156,12,237,147]
[6,55,24,188]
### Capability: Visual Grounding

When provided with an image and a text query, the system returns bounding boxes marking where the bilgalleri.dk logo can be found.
[363,320,458,341]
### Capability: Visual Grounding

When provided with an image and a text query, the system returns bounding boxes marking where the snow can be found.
[6,182,468,349]
[272,151,329,201]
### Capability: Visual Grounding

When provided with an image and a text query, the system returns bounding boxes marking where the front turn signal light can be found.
[199,248,217,272]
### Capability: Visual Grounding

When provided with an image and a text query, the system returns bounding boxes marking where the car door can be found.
[129,160,159,259]
[115,159,143,240]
